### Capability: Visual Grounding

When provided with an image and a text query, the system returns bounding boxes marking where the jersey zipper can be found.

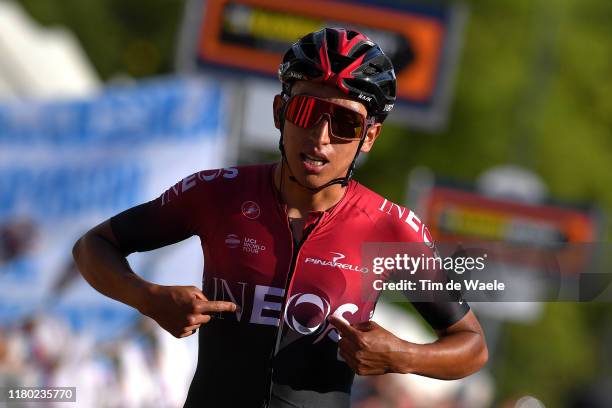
[261,213,323,408]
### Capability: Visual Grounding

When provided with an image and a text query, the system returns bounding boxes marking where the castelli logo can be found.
[241,201,260,220]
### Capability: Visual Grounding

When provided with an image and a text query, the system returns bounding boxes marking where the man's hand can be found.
[329,316,405,376]
[141,285,237,338]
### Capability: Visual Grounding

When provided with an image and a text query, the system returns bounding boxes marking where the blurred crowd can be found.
[0,307,496,408]
[0,315,195,408]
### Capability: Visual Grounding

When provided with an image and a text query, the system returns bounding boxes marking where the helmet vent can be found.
[346,30,359,40]
[363,64,382,76]
[351,43,371,57]
[328,52,353,73]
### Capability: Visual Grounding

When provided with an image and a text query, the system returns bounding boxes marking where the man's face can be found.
[273,81,381,189]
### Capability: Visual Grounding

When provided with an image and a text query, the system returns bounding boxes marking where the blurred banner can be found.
[424,186,597,246]
[178,0,467,132]
[407,170,604,320]
[0,76,230,339]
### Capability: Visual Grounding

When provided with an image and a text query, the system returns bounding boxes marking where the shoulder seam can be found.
[347,183,387,235]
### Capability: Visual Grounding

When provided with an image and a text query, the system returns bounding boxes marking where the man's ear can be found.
[273,94,284,130]
[360,123,382,153]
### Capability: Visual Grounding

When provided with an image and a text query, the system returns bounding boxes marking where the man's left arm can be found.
[330,309,488,379]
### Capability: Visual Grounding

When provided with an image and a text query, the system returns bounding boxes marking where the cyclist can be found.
[73,27,487,408]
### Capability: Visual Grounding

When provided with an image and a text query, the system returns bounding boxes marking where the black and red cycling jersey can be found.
[110,163,469,408]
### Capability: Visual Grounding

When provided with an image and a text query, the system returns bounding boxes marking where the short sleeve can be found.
[389,246,470,330]
[110,172,208,255]
[389,211,470,330]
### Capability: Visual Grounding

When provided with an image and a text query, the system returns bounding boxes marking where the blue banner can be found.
[0,76,230,340]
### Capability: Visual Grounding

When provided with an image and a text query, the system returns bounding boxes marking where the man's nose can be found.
[308,114,332,145]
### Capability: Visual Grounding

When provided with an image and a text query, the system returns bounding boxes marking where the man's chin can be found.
[284,159,345,190]
[294,173,344,190]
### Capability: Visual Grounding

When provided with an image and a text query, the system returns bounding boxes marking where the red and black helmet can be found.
[278,27,396,122]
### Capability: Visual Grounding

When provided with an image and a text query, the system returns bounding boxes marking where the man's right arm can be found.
[73,219,236,338]
[72,173,237,338]
[72,219,153,315]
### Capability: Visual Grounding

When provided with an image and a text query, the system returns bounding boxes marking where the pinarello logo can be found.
[284,293,331,335]
[225,234,241,248]
[241,201,260,220]
[330,252,345,263]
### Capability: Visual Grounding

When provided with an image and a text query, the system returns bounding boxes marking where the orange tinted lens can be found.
[328,105,364,139]
[285,95,364,139]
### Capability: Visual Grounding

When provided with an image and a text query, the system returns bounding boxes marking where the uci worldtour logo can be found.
[225,234,266,254]
[304,252,369,273]
[224,234,241,248]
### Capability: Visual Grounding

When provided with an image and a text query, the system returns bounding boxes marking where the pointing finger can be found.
[196,301,238,314]
[329,315,359,341]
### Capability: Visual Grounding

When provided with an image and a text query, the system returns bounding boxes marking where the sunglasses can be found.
[283,94,374,141]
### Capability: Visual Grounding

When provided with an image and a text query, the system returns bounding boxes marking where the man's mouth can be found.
[300,153,328,167]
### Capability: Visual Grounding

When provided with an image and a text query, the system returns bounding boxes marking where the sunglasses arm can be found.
[342,117,375,185]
